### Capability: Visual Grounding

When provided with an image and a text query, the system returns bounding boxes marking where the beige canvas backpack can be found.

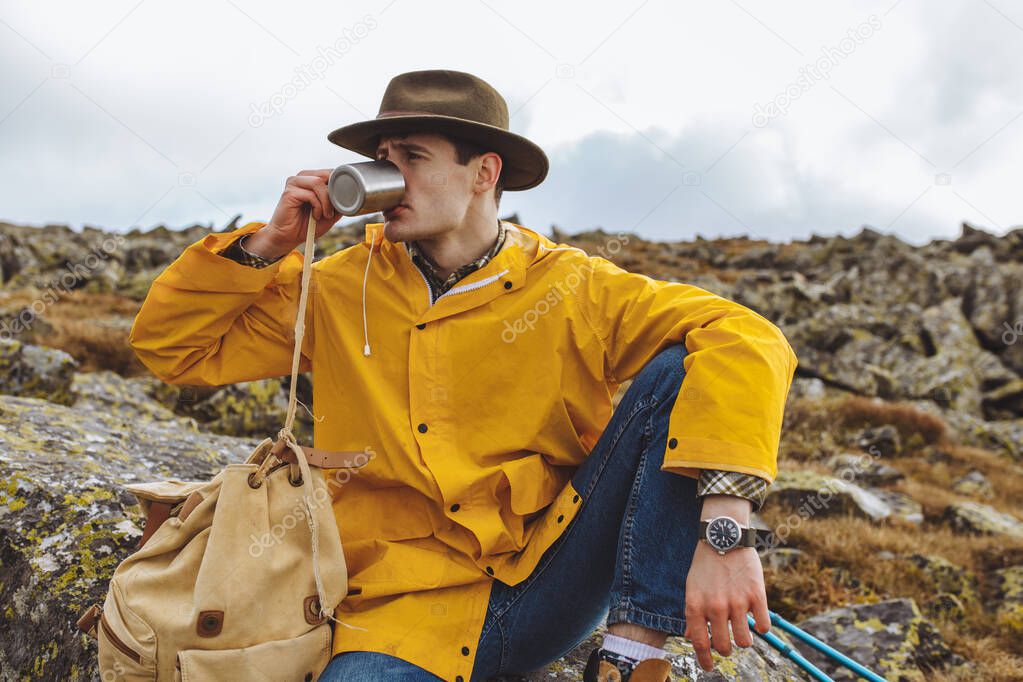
[76,217,369,680]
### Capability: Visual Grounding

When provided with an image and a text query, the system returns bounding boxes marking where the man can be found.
[129,70,798,682]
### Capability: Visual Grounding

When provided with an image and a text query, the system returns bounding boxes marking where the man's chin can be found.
[382,219,408,243]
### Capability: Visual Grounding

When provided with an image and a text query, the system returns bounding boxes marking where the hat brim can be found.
[327,114,548,191]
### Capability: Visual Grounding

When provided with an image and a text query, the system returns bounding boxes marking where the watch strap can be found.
[699,520,758,548]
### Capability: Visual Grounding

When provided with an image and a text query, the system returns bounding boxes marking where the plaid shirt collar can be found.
[406,219,506,302]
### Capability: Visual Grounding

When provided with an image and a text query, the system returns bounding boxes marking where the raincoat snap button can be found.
[461,646,470,655]
[557,514,564,523]
[418,423,428,433]
[573,494,579,503]
[456,677,464,682]
[668,438,678,449]
[486,566,494,575]
[503,281,512,289]
[416,323,426,330]
[450,503,460,512]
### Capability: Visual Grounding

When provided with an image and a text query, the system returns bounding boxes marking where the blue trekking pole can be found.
[747,612,887,682]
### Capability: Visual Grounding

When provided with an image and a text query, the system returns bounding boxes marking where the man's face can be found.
[374,132,478,243]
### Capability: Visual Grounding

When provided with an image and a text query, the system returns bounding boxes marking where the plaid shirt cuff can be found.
[216,233,285,269]
[697,469,769,513]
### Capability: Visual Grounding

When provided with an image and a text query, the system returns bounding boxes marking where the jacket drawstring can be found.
[362,227,376,357]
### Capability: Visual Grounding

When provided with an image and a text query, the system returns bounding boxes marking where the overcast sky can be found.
[2,0,1021,246]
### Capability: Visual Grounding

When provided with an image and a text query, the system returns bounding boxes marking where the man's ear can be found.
[475,152,502,193]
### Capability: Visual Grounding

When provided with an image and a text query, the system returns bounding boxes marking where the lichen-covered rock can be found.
[961,256,1023,351]
[901,554,979,602]
[951,469,995,499]
[990,566,1023,634]
[866,489,922,525]
[0,338,78,406]
[759,548,806,571]
[767,470,892,522]
[174,374,314,444]
[923,593,966,622]
[856,425,902,458]
[983,377,1023,420]
[71,370,198,427]
[943,501,1023,538]
[795,599,969,680]
[179,377,290,435]
[0,392,262,680]
[825,453,904,486]
[788,377,827,400]
[781,287,1022,421]
[0,217,375,302]
[920,403,1023,460]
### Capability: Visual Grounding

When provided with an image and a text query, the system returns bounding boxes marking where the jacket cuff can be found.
[218,232,285,268]
[157,221,296,294]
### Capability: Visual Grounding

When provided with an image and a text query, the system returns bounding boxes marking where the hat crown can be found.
[378,70,509,130]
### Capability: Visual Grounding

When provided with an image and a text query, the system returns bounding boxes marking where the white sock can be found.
[601,633,667,662]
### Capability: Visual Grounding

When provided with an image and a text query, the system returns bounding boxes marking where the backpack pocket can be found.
[174,622,332,682]
[96,582,158,680]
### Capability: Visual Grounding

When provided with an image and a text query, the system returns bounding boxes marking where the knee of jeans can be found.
[635,343,689,397]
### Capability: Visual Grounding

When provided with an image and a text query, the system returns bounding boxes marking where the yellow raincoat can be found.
[129,219,798,681]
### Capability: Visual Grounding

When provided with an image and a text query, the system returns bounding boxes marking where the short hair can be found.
[438,133,504,208]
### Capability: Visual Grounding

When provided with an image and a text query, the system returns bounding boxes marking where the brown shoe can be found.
[582,648,671,682]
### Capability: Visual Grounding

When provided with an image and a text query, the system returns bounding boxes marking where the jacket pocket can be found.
[96,585,158,680]
[175,622,332,682]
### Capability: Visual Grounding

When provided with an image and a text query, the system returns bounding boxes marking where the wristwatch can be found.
[699,515,757,555]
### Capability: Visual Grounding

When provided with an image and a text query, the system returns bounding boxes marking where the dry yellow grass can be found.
[0,288,145,374]
[834,394,949,445]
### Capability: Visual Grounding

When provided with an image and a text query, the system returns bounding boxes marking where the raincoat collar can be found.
[356,219,559,355]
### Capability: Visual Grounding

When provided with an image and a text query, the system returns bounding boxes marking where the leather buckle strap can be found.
[76,603,102,639]
[137,501,174,549]
[279,445,370,470]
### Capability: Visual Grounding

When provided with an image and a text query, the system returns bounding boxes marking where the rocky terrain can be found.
[1,214,1022,680]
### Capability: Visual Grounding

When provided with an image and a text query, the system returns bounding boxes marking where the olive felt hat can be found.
[327,69,549,191]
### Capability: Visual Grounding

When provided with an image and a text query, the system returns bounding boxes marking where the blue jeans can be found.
[320,344,701,680]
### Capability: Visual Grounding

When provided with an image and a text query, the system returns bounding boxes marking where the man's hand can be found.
[684,495,770,672]
[246,169,339,259]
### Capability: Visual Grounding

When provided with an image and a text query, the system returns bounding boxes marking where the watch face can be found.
[706,517,741,551]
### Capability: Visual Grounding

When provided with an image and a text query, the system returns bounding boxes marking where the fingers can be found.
[751,595,771,636]
[731,605,754,648]
[286,172,335,221]
[684,615,714,672]
[688,599,767,671]
[286,187,329,221]
[708,603,732,658]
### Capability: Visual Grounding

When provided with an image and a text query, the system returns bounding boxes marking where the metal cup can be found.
[327,160,405,217]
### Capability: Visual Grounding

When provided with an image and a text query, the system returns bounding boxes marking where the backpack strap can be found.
[76,603,102,639]
[136,500,175,549]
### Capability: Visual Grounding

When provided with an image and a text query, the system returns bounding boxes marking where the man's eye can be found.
[408,152,421,160]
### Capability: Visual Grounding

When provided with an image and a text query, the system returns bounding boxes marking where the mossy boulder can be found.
[766,470,892,522]
[990,566,1023,634]
[0,392,261,680]
[951,470,995,499]
[795,599,969,680]
[942,501,1023,538]
[901,554,979,602]
[0,339,77,406]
